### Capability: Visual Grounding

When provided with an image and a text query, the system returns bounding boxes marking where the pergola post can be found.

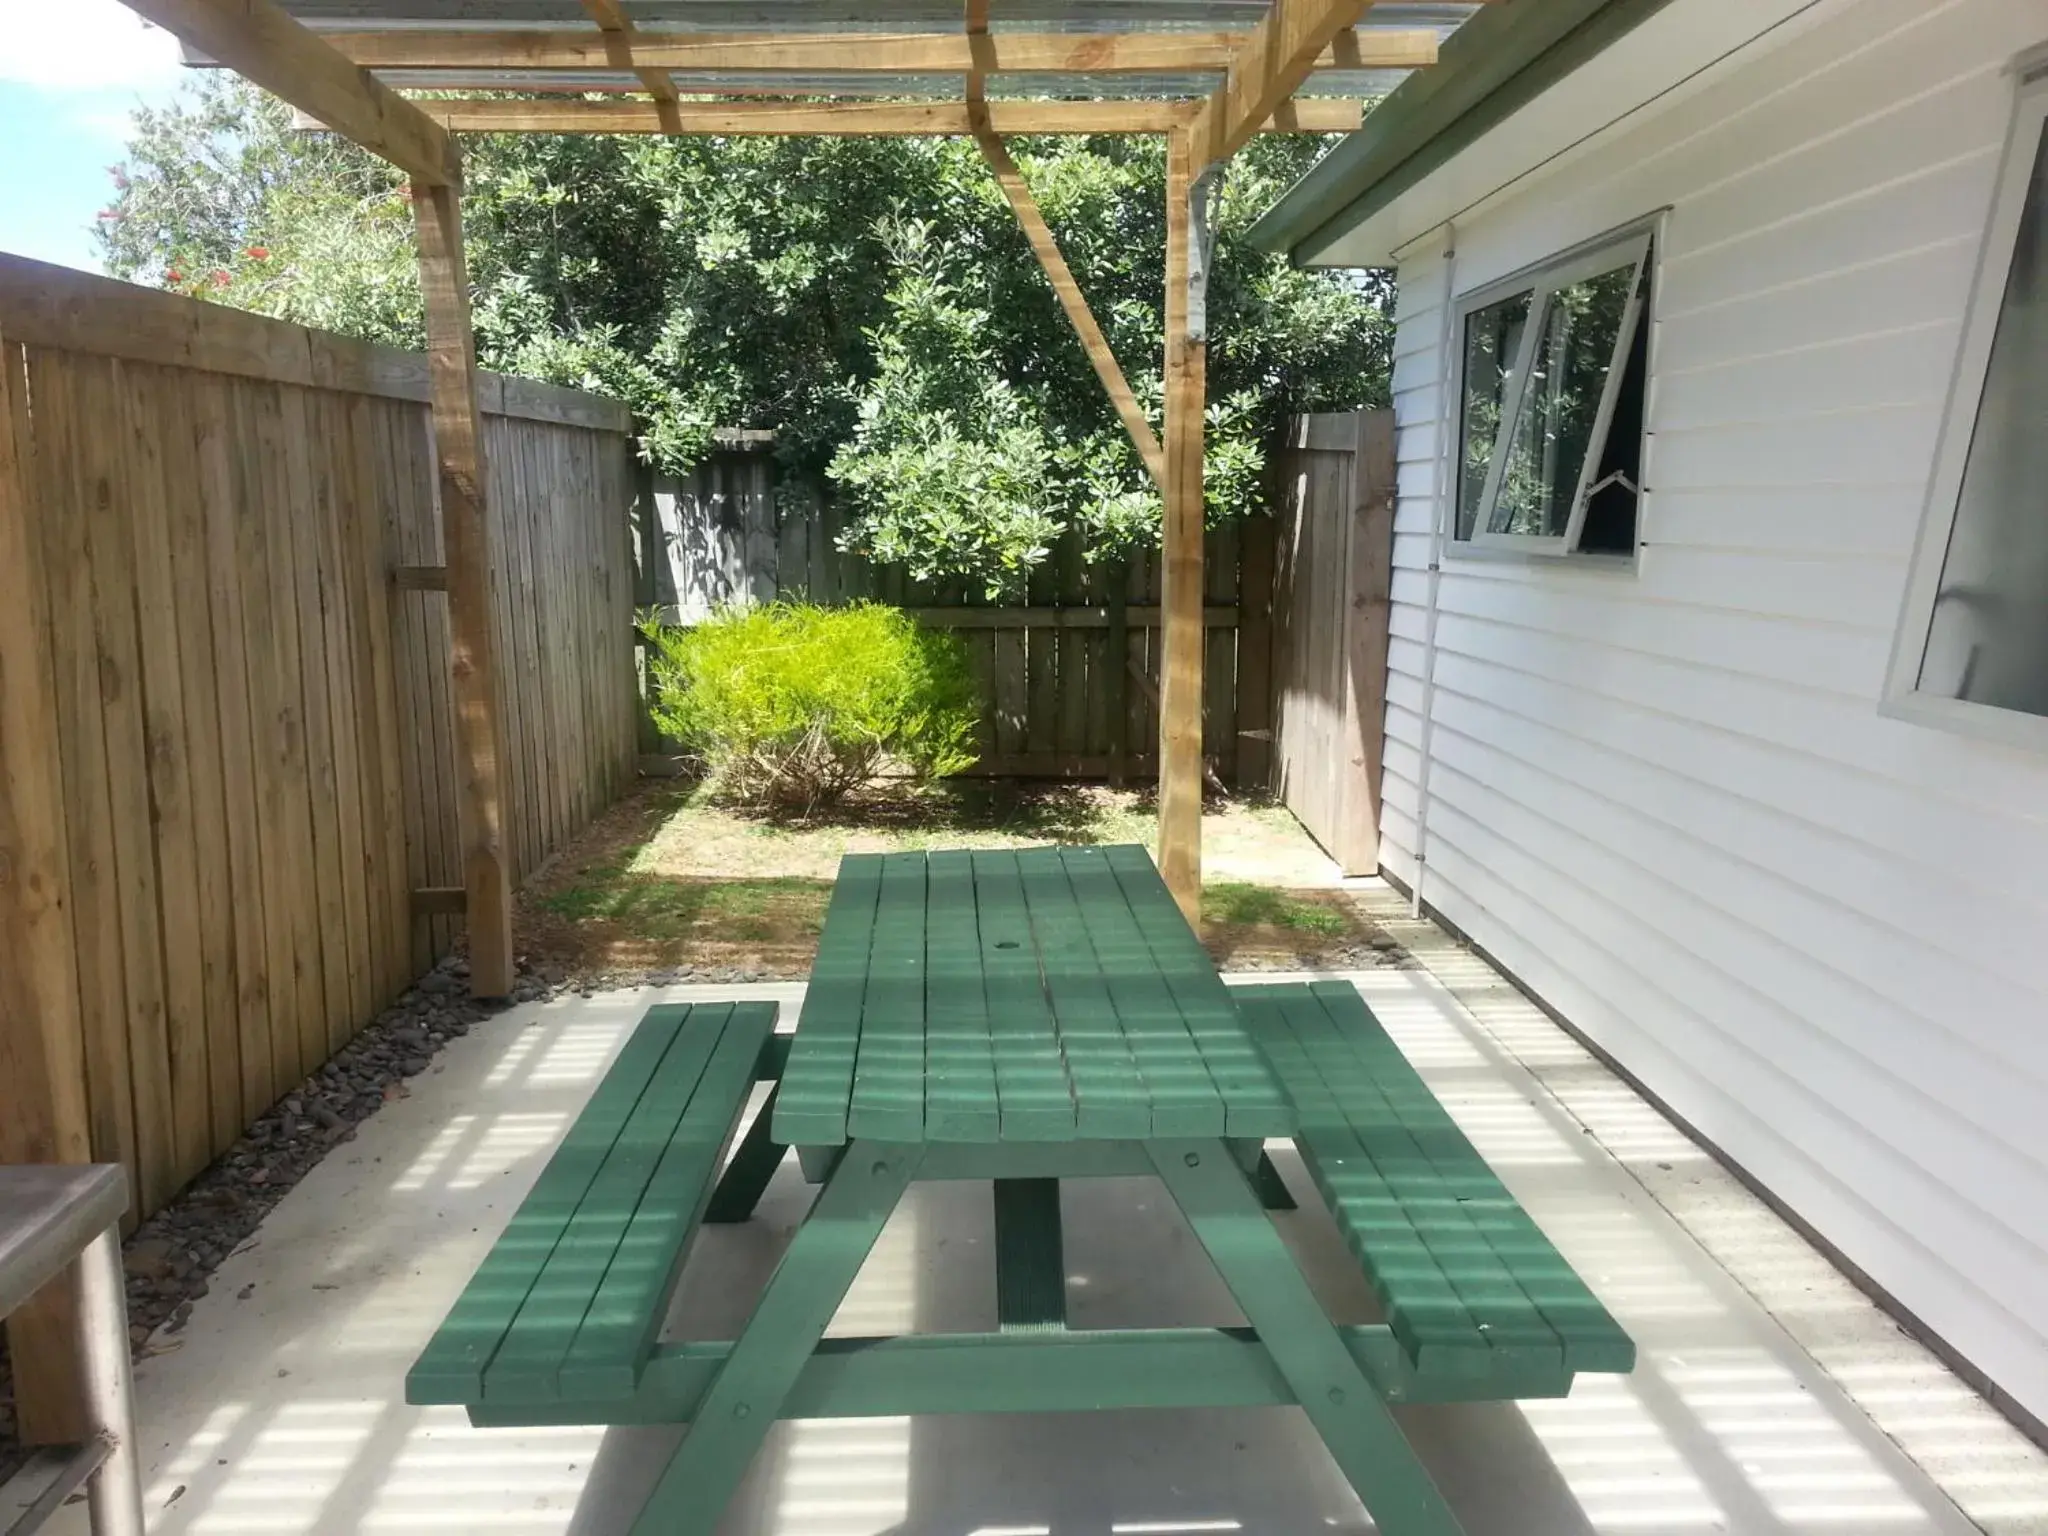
[413,174,515,999]
[0,330,96,1440]
[1157,129,1208,923]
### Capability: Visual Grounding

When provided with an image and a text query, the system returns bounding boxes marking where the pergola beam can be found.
[1191,0,1371,169]
[325,27,1437,74]
[121,0,461,185]
[399,98,1366,137]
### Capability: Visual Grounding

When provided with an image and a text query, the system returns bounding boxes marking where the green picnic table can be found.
[408,844,1635,1535]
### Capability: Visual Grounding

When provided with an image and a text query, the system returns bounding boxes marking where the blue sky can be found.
[0,0,188,273]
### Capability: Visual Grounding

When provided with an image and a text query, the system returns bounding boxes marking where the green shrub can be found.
[642,601,980,812]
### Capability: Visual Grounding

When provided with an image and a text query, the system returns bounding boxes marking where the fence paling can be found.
[0,255,637,1229]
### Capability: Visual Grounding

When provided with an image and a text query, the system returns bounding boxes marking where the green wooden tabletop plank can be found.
[1294,985,1561,1370]
[1103,846,1293,1138]
[1061,847,1225,1138]
[1308,982,1629,1371]
[849,853,928,1141]
[483,1005,732,1402]
[407,1004,692,1404]
[560,1003,777,1399]
[774,853,883,1145]
[973,850,1077,1140]
[1243,988,1486,1371]
[923,850,1002,1140]
[1016,847,1149,1137]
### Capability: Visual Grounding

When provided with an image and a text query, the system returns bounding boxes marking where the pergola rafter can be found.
[576,0,686,130]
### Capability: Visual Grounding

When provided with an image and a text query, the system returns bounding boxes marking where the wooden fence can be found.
[1270,409,1396,874]
[642,442,1273,784]
[0,255,637,1223]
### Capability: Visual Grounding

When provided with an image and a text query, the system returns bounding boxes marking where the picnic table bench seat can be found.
[407,1001,781,1410]
[1232,981,1635,1382]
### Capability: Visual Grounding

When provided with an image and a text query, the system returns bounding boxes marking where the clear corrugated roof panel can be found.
[271,1,1479,105]
[284,1,1477,31]
[364,67,1415,98]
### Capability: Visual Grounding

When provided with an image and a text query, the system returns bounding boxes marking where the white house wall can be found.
[1381,0,2048,1425]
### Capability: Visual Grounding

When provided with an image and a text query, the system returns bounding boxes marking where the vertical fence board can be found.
[1235,514,1275,791]
[386,415,438,976]
[282,386,353,1069]
[307,388,372,1051]
[249,380,324,1097]
[35,351,138,1197]
[87,355,180,1213]
[118,359,212,1185]
[344,397,409,1004]
[159,378,242,1153]
[193,374,275,1126]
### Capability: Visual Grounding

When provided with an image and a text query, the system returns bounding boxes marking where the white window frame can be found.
[1882,49,2048,750]
[1451,228,1653,558]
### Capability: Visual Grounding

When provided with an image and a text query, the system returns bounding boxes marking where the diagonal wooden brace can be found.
[1150,1138,1466,1535]
[966,106,1170,491]
[628,1140,923,1535]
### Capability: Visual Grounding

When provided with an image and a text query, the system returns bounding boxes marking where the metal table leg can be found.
[77,1227,143,1536]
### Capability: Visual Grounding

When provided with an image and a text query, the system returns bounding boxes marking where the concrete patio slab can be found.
[20,930,2048,1535]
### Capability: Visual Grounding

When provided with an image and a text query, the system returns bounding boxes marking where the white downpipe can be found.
[1409,224,1458,919]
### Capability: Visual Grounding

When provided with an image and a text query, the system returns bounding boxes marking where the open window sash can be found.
[1883,55,2048,747]
[1468,232,1652,556]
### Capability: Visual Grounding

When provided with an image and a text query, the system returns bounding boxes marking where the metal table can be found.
[0,1166,143,1536]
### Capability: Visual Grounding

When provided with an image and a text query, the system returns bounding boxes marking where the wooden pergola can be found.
[110,0,1453,979]
[0,0,1470,1447]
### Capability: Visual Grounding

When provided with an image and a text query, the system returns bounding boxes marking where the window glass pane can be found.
[1486,261,1639,539]
[1577,287,1649,556]
[1918,122,2048,718]
[1456,289,1531,540]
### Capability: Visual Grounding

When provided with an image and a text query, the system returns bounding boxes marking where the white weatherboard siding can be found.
[1381,0,2048,1425]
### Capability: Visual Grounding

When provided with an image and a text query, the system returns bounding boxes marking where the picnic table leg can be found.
[1149,1140,1466,1536]
[1229,1138,1299,1211]
[705,1083,785,1224]
[629,1140,922,1535]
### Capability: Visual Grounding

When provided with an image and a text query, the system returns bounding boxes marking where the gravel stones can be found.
[0,948,529,1471]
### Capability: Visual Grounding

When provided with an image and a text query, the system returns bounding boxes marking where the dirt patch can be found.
[515,779,1414,981]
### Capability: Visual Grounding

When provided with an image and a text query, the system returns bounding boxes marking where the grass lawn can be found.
[515,778,1411,980]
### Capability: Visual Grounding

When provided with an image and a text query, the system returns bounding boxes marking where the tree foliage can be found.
[100,77,1392,592]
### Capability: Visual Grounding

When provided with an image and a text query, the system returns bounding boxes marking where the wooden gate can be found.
[1270,409,1395,876]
